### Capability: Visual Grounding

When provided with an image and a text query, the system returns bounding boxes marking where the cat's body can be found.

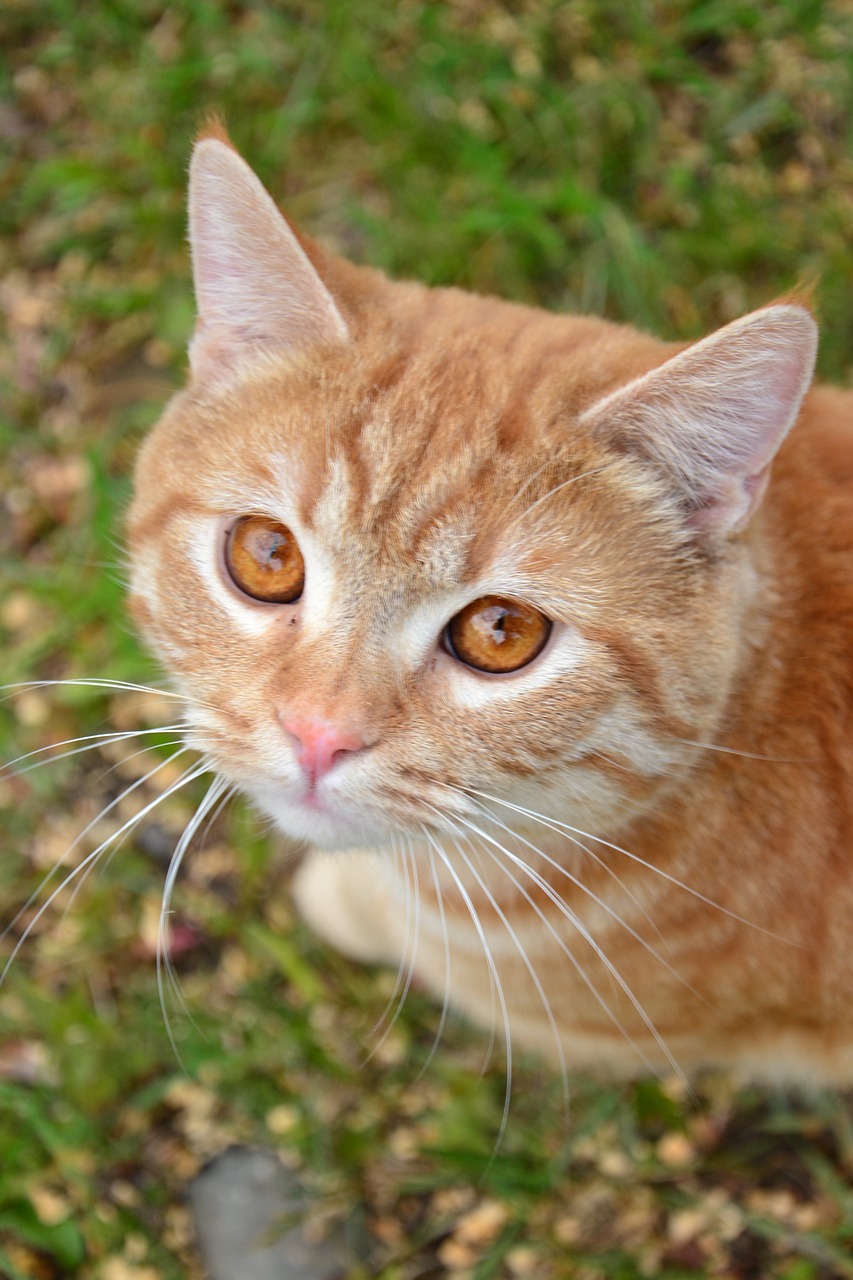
[128,128,853,1085]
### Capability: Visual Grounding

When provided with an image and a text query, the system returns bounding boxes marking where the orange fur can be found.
[128,133,853,1083]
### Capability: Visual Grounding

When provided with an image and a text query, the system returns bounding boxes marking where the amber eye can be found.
[225,516,305,603]
[446,595,551,673]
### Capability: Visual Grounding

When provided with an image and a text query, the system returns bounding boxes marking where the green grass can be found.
[4,1,853,1276]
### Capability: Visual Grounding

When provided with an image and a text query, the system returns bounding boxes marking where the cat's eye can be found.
[225,516,305,603]
[446,596,551,673]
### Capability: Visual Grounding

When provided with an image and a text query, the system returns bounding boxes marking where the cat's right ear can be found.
[187,135,349,385]
[580,304,818,537]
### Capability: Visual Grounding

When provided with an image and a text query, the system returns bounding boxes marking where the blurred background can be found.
[3,1,853,1277]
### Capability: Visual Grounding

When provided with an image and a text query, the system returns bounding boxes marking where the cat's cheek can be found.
[136,513,267,640]
[127,591,154,635]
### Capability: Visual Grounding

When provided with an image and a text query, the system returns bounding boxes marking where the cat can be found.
[127,122,853,1088]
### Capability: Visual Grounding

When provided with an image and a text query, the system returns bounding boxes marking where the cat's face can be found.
[127,134,817,854]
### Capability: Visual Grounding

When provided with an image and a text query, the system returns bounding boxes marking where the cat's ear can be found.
[187,133,349,385]
[581,304,818,535]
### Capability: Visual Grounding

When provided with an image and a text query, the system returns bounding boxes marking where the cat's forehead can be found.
[295,284,666,514]
[142,291,668,604]
[226,423,533,597]
[230,349,582,591]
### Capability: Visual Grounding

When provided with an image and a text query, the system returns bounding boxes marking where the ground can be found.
[3,1,853,1276]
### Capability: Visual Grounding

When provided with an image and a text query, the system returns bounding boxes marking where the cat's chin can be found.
[249,784,392,851]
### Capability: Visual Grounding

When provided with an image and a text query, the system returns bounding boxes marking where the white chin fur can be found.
[249,784,391,850]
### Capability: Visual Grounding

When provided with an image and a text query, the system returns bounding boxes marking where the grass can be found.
[3,0,853,1276]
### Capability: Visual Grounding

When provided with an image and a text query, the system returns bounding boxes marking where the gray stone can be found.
[189,1146,359,1280]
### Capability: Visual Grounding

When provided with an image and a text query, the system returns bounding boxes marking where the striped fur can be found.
[127,134,853,1083]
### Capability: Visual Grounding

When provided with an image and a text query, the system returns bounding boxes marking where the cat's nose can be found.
[281,717,366,786]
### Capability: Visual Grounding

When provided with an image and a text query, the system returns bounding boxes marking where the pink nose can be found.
[282,717,365,786]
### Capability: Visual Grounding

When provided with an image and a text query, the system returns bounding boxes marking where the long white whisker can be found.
[1,725,186,778]
[400,836,422,1023]
[453,813,688,1087]
[1,678,223,719]
[676,737,813,764]
[471,832,606,1058]
[196,775,236,849]
[157,771,227,1064]
[419,823,513,1145]
[470,801,698,999]
[464,787,791,942]
[418,841,452,1077]
[421,822,498,1073]
[394,834,418,1028]
[367,834,413,1045]
[1,678,194,702]
[61,742,190,914]
[444,821,570,1108]
[158,778,236,1038]
[367,835,422,1055]
[467,787,667,951]
[158,776,234,1038]
[512,464,610,524]
[442,810,648,1067]
[503,457,555,514]
[2,760,210,985]
[2,747,192,944]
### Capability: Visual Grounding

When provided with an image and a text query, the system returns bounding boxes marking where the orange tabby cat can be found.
[128,125,853,1085]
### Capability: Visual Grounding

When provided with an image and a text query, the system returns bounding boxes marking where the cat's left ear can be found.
[187,133,349,385]
[581,304,818,535]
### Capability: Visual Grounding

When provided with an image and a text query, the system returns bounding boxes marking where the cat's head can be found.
[127,130,817,852]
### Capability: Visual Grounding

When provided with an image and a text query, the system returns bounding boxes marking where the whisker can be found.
[397,837,422,1030]
[367,834,413,1046]
[157,771,228,1064]
[452,813,688,1086]
[60,741,189,914]
[1,678,193,702]
[502,457,555,514]
[1,725,186,779]
[2,747,192,944]
[0,679,220,717]
[465,785,668,951]
[419,823,499,1075]
[470,800,695,995]
[676,737,815,764]
[197,776,237,848]
[394,834,418,1029]
[444,821,570,1108]
[418,823,513,1146]
[2,759,210,986]
[511,464,611,525]
[377,835,422,1045]
[463,787,793,943]
[418,840,452,1077]
[158,777,236,1038]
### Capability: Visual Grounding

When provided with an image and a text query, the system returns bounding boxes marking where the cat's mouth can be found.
[299,787,327,813]
[249,778,394,851]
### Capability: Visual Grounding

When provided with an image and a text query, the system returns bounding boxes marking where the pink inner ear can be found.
[688,464,773,534]
[187,139,348,385]
[580,304,818,537]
